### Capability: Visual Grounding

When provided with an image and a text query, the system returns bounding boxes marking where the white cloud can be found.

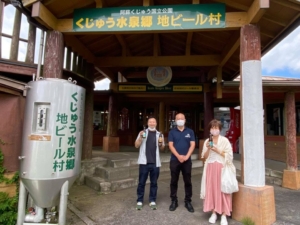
[94,78,111,90]
[262,26,300,76]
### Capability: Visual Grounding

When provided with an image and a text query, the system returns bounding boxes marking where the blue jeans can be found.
[137,163,160,203]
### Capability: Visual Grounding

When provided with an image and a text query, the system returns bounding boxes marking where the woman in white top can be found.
[200,119,233,225]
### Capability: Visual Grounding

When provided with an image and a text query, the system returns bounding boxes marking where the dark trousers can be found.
[170,159,192,202]
[137,163,160,203]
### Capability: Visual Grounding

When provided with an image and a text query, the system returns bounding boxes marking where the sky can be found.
[1,5,300,90]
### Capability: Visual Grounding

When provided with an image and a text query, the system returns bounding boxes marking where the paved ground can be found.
[66,173,300,225]
[64,148,299,225]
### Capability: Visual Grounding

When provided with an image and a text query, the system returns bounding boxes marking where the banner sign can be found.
[118,84,203,92]
[73,4,226,32]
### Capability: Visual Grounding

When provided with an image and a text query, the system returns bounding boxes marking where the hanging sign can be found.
[147,66,172,87]
[73,4,226,32]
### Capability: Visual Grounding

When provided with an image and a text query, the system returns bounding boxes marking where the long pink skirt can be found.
[203,161,232,216]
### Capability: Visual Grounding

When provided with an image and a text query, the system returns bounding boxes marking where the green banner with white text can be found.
[73,4,225,32]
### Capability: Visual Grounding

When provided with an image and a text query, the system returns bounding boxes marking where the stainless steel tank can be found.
[20,78,85,208]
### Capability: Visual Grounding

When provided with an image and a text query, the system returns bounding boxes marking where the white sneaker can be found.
[149,202,157,210]
[136,202,143,210]
[208,212,217,223]
[220,215,228,225]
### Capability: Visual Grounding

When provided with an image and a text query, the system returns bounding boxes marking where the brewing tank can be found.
[20,78,85,208]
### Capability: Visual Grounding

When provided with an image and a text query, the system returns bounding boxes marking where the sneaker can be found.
[149,202,157,210]
[136,202,143,210]
[208,212,217,224]
[221,215,228,225]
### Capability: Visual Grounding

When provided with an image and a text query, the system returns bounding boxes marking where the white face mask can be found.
[176,120,185,126]
[210,129,220,136]
[148,127,156,131]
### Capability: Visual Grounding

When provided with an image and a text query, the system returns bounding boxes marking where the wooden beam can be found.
[262,14,288,27]
[220,31,240,67]
[10,9,22,61]
[213,0,249,11]
[125,70,203,79]
[64,35,95,63]
[22,0,39,7]
[94,67,115,81]
[207,66,217,81]
[0,61,36,76]
[95,55,221,67]
[272,0,300,11]
[115,34,131,56]
[56,12,248,34]
[32,2,57,30]
[56,0,95,18]
[226,12,248,28]
[143,0,150,6]
[95,0,104,8]
[153,34,161,56]
[185,32,193,56]
[25,23,36,63]
[247,0,269,24]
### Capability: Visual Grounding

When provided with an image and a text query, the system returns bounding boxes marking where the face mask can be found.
[176,120,185,126]
[210,129,220,136]
[148,127,156,131]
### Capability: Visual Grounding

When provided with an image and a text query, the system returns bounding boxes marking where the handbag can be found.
[221,160,239,194]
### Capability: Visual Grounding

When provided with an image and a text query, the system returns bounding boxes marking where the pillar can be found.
[81,63,94,160]
[10,9,22,61]
[282,91,300,189]
[232,24,276,225]
[103,95,119,152]
[25,24,36,64]
[43,31,64,78]
[159,102,165,133]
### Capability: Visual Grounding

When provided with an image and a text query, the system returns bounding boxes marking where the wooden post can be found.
[10,9,22,61]
[25,24,36,64]
[43,31,64,78]
[159,102,165,133]
[203,91,213,139]
[240,24,264,186]
[232,24,276,225]
[282,91,300,189]
[81,63,94,160]
[103,95,119,152]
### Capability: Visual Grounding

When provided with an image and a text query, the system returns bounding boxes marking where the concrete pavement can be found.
[65,149,300,225]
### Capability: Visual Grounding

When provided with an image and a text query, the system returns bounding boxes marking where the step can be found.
[85,168,203,193]
[107,153,199,168]
[86,159,204,193]
[95,160,203,181]
[85,176,105,191]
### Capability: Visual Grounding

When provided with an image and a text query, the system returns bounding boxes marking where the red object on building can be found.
[225,108,241,153]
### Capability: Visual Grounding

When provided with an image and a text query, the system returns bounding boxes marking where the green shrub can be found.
[241,216,255,225]
[0,139,19,225]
